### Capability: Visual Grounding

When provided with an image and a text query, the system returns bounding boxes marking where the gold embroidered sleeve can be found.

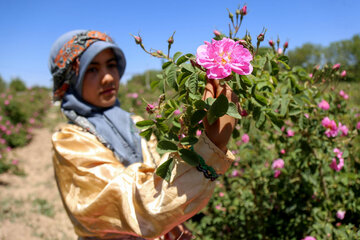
[52,124,234,239]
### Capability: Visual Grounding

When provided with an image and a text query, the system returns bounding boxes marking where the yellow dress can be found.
[52,116,234,239]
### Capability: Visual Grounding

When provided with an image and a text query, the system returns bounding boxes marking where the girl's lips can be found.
[100,88,116,95]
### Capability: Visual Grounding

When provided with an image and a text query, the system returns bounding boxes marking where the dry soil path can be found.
[0,107,77,240]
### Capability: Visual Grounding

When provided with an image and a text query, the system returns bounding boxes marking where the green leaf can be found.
[157,140,178,154]
[278,55,289,64]
[139,128,153,141]
[289,108,302,116]
[270,60,279,76]
[186,73,198,94]
[240,75,252,87]
[164,107,175,118]
[136,120,155,129]
[207,94,229,125]
[166,64,178,90]
[180,136,198,145]
[173,52,183,62]
[191,110,207,126]
[156,121,170,133]
[242,118,251,133]
[162,61,172,70]
[255,112,266,129]
[179,149,200,166]
[156,158,175,182]
[194,100,207,110]
[266,112,284,130]
[176,53,193,65]
[280,97,290,116]
[181,63,195,74]
[150,79,160,90]
[226,102,242,119]
[278,60,291,70]
[254,94,268,106]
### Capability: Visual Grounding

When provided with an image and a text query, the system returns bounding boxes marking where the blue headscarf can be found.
[49,30,143,166]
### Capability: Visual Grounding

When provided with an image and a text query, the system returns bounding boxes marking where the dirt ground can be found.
[0,107,77,240]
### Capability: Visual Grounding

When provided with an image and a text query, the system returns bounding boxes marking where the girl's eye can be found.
[87,67,98,73]
[108,63,117,69]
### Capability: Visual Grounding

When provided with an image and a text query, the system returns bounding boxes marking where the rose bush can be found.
[0,86,51,174]
[127,5,360,238]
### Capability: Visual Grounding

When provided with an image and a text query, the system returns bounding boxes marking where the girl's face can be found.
[82,48,120,108]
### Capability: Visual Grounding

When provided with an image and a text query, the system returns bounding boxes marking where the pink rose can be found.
[309,73,313,78]
[173,109,181,116]
[321,117,338,138]
[241,133,249,143]
[330,148,344,171]
[219,192,225,197]
[357,121,360,130]
[196,130,202,137]
[332,63,341,71]
[338,122,348,136]
[274,170,281,178]
[272,159,284,169]
[231,169,240,177]
[340,70,346,77]
[213,30,221,36]
[196,37,253,79]
[336,210,346,220]
[280,149,286,154]
[302,237,316,240]
[146,104,155,114]
[277,48,283,54]
[287,129,295,137]
[304,113,309,119]
[318,99,330,110]
[339,90,349,100]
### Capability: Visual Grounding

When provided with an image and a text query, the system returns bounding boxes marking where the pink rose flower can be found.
[213,30,221,36]
[196,37,253,79]
[302,237,316,240]
[330,148,344,171]
[277,48,283,54]
[321,117,338,138]
[309,73,313,78]
[272,158,284,169]
[338,122,348,136]
[274,170,281,178]
[318,99,330,110]
[4,100,9,105]
[357,121,360,130]
[268,40,274,47]
[231,169,240,177]
[287,129,295,137]
[241,5,247,15]
[173,109,181,116]
[339,90,349,100]
[219,192,225,197]
[341,70,347,77]
[196,130,202,137]
[336,210,346,220]
[146,104,155,114]
[332,63,341,71]
[29,118,35,124]
[280,149,286,154]
[241,133,249,143]
[304,113,309,119]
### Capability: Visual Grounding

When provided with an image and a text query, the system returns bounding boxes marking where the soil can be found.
[0,107,77,240]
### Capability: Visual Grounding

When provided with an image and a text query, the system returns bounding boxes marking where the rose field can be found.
[1,4,360,240]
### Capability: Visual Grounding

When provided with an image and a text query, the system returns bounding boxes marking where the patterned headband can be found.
[52,30,113,101]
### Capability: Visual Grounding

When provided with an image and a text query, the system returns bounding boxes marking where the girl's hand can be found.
[163,223,193,240]
[202,78,239,153]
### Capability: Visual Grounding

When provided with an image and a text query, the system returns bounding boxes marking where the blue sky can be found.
[0,0,359,88]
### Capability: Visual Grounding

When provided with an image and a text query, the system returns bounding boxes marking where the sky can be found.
[0,0,359,88]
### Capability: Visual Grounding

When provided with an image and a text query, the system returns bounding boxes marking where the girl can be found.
[49,30,237,239]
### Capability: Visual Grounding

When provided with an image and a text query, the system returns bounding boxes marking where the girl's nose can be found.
[101,70,115,85]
